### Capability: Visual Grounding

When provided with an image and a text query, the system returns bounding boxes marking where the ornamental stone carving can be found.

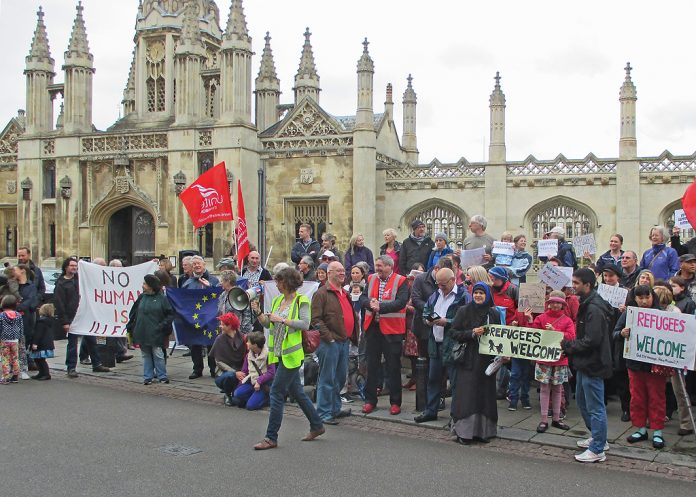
[59,176,72,199]
[173,170,187,195]
[6,180,16,194]
[300,168,314,184]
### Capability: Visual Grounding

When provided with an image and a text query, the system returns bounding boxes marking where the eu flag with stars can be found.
[166,287,223,346]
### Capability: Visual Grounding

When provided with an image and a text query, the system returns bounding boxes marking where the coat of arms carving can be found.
[300,168,314,184]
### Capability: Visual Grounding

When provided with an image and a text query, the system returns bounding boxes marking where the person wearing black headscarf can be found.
[448,282,501,444]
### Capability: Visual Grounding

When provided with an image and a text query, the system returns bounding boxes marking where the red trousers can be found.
[628,369,666,430]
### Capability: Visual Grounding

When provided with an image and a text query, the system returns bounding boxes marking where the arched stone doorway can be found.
[108,206,155,265]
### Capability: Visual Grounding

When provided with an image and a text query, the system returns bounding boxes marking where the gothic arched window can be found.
[529,202,593,241]
[404,201,467,248]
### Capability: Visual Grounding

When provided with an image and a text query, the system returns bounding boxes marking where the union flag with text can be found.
[179,161,233,229]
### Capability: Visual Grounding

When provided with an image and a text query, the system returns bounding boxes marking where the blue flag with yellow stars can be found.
[166,286,223,346]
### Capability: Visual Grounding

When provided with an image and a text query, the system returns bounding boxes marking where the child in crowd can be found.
[525,290,576,432]
[668,276,696,314]
[210,313,246,406]
[230,332,275,410]
[614,285,668,449]
[0,295,24,384]
[29,303,55,380]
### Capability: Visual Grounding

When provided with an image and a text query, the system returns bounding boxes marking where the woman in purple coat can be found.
[344,233,375,274]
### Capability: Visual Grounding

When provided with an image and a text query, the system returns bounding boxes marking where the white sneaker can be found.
[20,372,30,380]
[574,449,606,463]
[576,437,610,451]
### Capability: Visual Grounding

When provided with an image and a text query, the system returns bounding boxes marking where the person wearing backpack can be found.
[546,227,578,270]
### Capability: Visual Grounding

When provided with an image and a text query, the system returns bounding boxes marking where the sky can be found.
[1,0,695,164]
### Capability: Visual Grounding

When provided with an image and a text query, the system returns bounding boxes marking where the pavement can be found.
[4,380,696,497]
[44,340,696,475]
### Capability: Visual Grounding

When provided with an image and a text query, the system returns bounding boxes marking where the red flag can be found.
[179,161,233,229]
[235,180,250,272]
[683,180,696,229]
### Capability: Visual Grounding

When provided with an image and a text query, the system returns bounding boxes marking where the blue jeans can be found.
[215,371,240,395]
[265,361,323,443]
[575,371,608,454]
[424,342,448,417]
[508,358,531,404]
[233,382,269,410]
[66,334,102,371]
[315,340,350,420]
[140,345,167,381]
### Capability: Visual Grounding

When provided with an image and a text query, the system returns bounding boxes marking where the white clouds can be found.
[1,0,694,162]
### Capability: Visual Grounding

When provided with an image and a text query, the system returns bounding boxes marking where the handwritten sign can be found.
[597,283,629,308]
[537,239,558,258]
[492,241,515,256]
[538,263,571,290]
[460,247,486,268]
[518,282,547,314]
[624,306,696,370]
[674,209,692,229]
[573,233,597,255]
[70,260,158,337]
[480,324,564,361]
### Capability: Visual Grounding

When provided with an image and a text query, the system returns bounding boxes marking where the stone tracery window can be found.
[663,202,695,241]
[407,203,466,248]
[146,39,166,113]
[204,77,219,118]
[530,203,592,241]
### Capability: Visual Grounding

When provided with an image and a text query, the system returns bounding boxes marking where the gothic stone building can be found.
[1,0,694,268]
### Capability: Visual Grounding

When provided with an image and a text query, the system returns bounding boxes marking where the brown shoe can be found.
[92,365,111,373]
[301,427,326,442]
[253,438,278,450]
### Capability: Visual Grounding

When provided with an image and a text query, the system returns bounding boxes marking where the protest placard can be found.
[598,283,629,308]
[624,306,696,370]
[538,263,571,290]
[537,239,558,258]
[674,209,692,229]
[518,282,546,314]
[492,241,515,256]
[70,260,158,337]
[480,324,564,361]
[572,233,597,255]
[460,247,486,268]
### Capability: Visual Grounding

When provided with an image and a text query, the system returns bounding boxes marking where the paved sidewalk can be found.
[46,341,696,470]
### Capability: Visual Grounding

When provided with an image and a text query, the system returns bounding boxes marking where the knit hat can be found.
[547,290,567,306]
[411,219,425,230]
[217,312,240,330]
[488,266,509,282]
[434,232,448,243]
[144,274,162,293]
[317,263,329,272]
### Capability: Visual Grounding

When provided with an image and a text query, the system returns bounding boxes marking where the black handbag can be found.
[450,342,468,364]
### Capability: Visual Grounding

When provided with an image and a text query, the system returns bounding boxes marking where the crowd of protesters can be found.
[4,220,696,460]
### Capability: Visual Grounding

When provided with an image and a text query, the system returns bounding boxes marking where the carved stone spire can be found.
[122,51,136,115]
[27,7,53,63]
[25,7,55,134]
[402,74,418,161]
[356,38,374,129]
[384,83,394,118]
[489,71,506,163]
[63,1,94,134]
[256,32,279,88]
[224,0,251,43]
[255,32,281,131]
[619,62,637,159]
[294,28,320,103]
[65,1,92,63]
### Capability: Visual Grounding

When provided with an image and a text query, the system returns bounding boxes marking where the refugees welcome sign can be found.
[69,260,158,337]
[624,306,696,370]
[480,324,564,361]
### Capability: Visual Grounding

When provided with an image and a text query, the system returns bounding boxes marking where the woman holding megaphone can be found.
[217,271,253,335]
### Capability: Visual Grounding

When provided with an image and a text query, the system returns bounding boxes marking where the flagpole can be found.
[265,246,273,268]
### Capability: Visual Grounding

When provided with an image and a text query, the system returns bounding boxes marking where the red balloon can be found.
[682,179,696,228]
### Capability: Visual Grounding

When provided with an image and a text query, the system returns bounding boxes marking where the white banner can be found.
[537,239,558,258]
[262,280,320,313]
[460,247,486,268]
[598,283,629,308]
[69,260,158,337]
[492,241,514,256]
[572,233,597,255]
[624,306,696,370]
[674,209,692,229]
[538,263,571,290]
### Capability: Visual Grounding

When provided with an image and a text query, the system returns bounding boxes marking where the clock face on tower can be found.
[147,41,165,63]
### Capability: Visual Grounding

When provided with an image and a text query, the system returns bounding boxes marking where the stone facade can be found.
[1,1,693,269]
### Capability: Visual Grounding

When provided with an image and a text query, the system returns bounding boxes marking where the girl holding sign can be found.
[613,285,668,449]
[526,291,576,433]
